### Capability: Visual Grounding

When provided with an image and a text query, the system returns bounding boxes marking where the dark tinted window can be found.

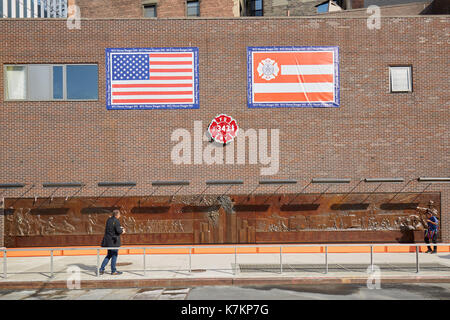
[144,4,156,17]
[53,66,64,99]
[187,0,200,16]
[67,65,98,100]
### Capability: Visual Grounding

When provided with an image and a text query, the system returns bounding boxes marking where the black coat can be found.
[101,216,123,248]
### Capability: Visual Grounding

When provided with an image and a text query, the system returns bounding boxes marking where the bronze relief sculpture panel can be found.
[3,192,440,247]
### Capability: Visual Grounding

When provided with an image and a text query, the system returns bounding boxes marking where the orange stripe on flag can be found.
[253,74,334,84]
[253,52,333,66]
[254,92,334,102]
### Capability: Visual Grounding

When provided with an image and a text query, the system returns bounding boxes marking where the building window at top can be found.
[389,66,412,93]
[5,66,27,100]
[246,0,263,16]
[144,4,157,17]
[66,65,98,100]
[316,2,329,13]
[187,0,200,17]
[4,64,98,101]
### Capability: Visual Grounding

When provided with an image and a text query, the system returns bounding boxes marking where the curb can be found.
[1,276,450,290]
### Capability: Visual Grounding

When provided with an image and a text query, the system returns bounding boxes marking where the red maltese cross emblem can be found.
[208,114,239,145]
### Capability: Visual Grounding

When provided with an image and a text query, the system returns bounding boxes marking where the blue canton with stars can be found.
[112,54,150,81]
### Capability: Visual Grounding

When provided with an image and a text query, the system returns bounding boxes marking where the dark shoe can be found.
[111,271,123,275]
[425,249,433,253]
[99,270,104,275]
[431,251,437,254]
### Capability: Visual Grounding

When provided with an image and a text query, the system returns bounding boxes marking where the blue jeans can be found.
[100,249,119,273]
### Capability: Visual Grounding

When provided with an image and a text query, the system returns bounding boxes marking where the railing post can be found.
[280,246,282,274]
[50,249,54,278]
[234,246,237,275]
[11,0,16,17]
[34,0,39,18]
[47,0,51,18]
[416,245,420,273]
[3,249,6,279]
[370,245,374,272]
[3,0,9,18]
[59,0,62,17]
[325,246,328,274]
[143,248,146,276]
[96,249,100,277]
[40,0,44,17]
[189,247,192,273]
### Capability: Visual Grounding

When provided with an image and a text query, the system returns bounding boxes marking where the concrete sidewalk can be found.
[0,251,450,289]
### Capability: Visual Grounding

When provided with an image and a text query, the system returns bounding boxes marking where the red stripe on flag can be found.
[112,99,193,103]
[254,92,334,102]
[150,69,192,72]
[149,76,193,80]
[149,61,192,65]
[149,53,193,58]
[112,91,193,96]
[112,84,192,88]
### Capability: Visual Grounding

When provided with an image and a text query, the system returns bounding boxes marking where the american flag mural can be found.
[247,46,339,108]
[106,48,199,110]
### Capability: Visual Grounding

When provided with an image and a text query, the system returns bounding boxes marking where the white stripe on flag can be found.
[150,72,193,77]
[253,83,334,93]
[281,65,334,75]
[149,57,193,62]
[149,65,193,70]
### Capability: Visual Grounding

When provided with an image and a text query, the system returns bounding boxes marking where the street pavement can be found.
[1,283,450,300]
[1,251,449,283]
[0,251,449,302]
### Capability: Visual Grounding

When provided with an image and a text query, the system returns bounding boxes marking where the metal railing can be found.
[1,0,68,18]
[1,243,449,279]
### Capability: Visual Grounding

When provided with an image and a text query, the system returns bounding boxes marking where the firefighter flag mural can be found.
[247,46,339,108]
[106,47,199,110]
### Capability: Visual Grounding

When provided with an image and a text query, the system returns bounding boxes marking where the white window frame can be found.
[389,65,413,93]
[4,64,98,101]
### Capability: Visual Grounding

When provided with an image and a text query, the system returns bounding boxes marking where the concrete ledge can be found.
[1,276,450,290]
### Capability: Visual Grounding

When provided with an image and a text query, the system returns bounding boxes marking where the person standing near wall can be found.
[416,201,439,254]
[99,210,126,275]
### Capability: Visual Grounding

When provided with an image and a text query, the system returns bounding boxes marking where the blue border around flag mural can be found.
[247,46,340,108]
[105,47,199,110]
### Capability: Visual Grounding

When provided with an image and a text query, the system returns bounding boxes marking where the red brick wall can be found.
[74,0,235,18]
[155,0,186,17]
[199,0,235,17]
[0,17,449,242]
[75,0,143,18]
[351,0,364,9]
